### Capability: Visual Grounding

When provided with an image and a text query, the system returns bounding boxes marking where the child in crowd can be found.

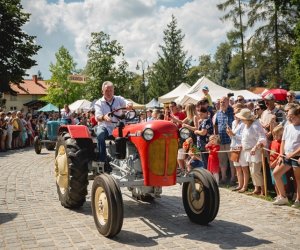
[206,135,221,184]
[269,125,287,199]
[182,137,203,172]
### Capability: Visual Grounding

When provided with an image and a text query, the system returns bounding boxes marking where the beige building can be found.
[3,75,47,113]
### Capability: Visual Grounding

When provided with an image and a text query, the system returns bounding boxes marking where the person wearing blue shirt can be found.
[214,96,235,185]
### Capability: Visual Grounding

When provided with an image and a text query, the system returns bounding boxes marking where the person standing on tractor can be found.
[94,81,132,162]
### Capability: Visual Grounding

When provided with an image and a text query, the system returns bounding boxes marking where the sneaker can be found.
[273,196,289,206]
[291,200,300,208]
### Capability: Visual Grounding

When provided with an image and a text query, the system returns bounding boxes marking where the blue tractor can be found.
[34,119,70,154]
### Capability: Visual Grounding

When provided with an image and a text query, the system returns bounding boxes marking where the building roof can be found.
[10,75,48,95]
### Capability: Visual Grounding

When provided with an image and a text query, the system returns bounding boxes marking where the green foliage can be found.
[84,32,132,100]
[0,0,41,94]
[214,42,232,87]
[217,0,248,88]
[285,21,300,90]
[42,46,83,108]
[248,0,299,86]
[148,15,191,100]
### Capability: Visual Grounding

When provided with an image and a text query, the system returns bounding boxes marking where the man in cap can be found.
[202,86,213,107]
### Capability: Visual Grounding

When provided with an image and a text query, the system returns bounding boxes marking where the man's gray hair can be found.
[102,81,114,91]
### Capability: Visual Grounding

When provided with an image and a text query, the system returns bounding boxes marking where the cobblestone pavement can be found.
[0,148,299,250]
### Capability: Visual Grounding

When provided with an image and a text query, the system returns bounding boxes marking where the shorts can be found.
[283,156,300,168]
[233,150,248,167]
[270,168,287,185]
[190,160,204,169]
[218,144,233,168]
[177,148,186,160]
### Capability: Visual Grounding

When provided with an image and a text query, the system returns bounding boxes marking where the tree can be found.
[248,0,299,86]
[217,0,248,89]
[42,46,83,108]
[84,32,131,100]
[0,0,41,94]
[285,21,300,90]
[148,15,191,99]
[214,42,232,87]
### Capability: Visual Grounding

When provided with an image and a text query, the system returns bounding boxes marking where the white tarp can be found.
[69,99,92,112]
[175,76,260,105]
[158,82,191,103]
[145,98,162,108]
[126,99,145,109]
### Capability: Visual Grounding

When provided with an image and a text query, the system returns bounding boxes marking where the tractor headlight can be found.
[142,128,154,141]
[179,128,190,140]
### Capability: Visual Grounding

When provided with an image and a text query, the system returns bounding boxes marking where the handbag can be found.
[230,149,241,162]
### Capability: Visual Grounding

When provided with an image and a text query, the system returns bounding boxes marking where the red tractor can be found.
[54,108,219,238]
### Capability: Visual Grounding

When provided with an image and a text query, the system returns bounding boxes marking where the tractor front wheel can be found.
[182,168,219,225]
[91,174,124,238]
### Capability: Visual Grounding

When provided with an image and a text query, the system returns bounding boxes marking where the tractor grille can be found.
[148,138,178,176]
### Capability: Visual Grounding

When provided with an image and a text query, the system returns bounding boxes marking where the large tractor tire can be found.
[91,174,124,238]
[182,168,219,225]
[55,133,91,208]
[34,136,42,154]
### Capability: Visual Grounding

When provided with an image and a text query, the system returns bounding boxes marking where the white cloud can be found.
[22,0,232,79]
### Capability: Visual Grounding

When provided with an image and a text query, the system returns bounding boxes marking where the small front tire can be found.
[91,174,124,238]
[182,168,219,225]
[34,136,42,154]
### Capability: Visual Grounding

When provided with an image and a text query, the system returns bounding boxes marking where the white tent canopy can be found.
[126,99,145,109]
[175,76,260,105]
[145,98,162,108]
[158,82,191,103]
[69,99,92,112]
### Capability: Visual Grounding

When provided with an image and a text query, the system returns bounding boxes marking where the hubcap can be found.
[95,187,108,226]
[188,181,205,214]
[55,145,68,194]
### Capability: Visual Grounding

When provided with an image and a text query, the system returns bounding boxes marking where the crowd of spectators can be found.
[141,88,299,208]
[1,88,299,208]
[0,107,97,152]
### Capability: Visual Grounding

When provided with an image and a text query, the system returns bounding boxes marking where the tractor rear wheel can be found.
[55,133,91,208]
[34,136,42,154]
[182,168,219,225]
[91,174,124,238]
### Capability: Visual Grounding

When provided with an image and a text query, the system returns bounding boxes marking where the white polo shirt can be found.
[94,95,128,135]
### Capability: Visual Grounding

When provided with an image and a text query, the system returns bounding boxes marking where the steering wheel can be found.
[108,108,136,122]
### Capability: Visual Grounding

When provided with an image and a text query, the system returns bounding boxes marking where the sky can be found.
[21,0,232,80]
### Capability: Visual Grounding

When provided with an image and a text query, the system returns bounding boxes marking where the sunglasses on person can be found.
[237,99,244,102]
[254,108,261,111]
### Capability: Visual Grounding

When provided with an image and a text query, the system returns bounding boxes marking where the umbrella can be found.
[38,103,59,112]
[69,99,92,112]
[262,89,287,101]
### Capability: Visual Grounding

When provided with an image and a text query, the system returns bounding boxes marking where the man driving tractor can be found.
[94,81,132,162]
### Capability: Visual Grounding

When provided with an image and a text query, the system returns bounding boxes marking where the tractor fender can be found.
[58,125,92,139]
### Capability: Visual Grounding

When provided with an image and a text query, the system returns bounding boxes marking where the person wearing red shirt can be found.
[167,101,186,128]
[206,135,221,185]
[89,110,97,127]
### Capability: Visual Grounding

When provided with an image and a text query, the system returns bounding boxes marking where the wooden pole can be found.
[261,148,267,196]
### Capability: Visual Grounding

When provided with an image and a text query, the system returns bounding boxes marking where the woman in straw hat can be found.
[235,108,267,195]
[227,104,249,193]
